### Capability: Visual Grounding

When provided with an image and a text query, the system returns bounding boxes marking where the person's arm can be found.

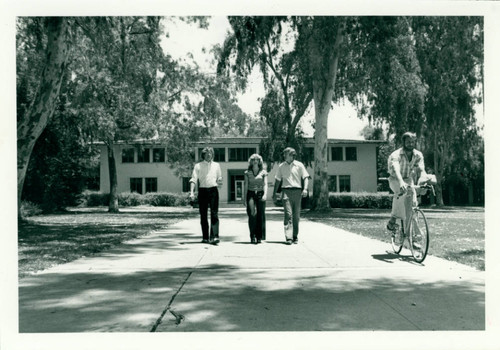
[262,172,268,201]
[189,164,198,200]
[302,176,309,198]
[272,165,282,201]
[389,154,407,193]
[216,163,223,187]
[416,154,429,185]
[242,172,248,206]
[301,164,310,197]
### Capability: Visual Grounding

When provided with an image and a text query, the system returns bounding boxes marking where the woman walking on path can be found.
[242,154,267,244]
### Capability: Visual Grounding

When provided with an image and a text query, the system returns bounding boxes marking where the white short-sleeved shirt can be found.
[275,160,309,189]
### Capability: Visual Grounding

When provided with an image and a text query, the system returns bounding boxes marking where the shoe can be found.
[386,220,398,231]
[286,239,293,245]
[257,239,262,244]
[251,238,257,244]
[201,239,209,244]
[292,239,298,244]
[211,238,220,245]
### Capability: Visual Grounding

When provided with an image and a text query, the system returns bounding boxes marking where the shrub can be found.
[78,191,191,207]
[19,201,43,218]
[78,191,109,207]
[329,192,392,209]
[118,192,144,207]
[142,192,191,207]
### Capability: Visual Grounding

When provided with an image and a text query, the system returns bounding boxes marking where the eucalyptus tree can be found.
[410,16,483,205]
[17,17,70,213]
[218,16,426,210]
[217,17,313,163]
[69,17,168,212]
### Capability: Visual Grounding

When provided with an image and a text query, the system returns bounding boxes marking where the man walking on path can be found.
[189,147,223,245]
[272,147,310,245]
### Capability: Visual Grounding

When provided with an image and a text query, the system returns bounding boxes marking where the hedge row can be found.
[78,191,392,209]
[328,192,392,209]
[79,191,191,207]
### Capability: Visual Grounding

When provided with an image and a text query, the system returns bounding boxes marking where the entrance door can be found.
[235,180,244,201]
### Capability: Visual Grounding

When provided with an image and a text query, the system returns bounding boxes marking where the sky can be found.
[161,16,367,140]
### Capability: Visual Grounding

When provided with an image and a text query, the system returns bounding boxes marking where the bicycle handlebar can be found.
[398,183,435,197]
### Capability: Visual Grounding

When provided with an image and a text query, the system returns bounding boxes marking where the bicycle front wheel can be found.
[391,219,404,254]
[409,209,430,263]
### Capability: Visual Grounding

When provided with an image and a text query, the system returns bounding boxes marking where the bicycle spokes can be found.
[409,209,430,263]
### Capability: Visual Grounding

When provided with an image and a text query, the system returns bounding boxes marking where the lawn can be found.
[18,205,485,279]
[303,206,485,270]
[18,206,197,278]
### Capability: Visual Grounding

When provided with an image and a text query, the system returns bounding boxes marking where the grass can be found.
[18,205,485,279]
[18,207,196,279]
[303,206,485,271]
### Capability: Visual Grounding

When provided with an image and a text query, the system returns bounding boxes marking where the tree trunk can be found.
[107,142,119,213]
[17,17,69,215]
[433,135,445,206]
[307,18,344,211]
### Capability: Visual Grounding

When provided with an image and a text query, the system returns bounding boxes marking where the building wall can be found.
[98,140,379,202]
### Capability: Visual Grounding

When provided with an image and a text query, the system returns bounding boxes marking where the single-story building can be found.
[98,137,384,203]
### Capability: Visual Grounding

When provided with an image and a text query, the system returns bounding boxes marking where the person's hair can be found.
[247,153,264,172]
[283,147,296,159]
[402,132,417,143]
[201,147,214,160]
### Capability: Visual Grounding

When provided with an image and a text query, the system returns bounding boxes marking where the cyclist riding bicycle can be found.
[386,132,433,232]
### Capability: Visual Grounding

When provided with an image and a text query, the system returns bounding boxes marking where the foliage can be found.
[411,17,483,205]
[19,201,43,218]
[16,17,71,213]
[218,17,313,167]
[22,97,98,212]
[78,191,191,208]
[328,192,392,209]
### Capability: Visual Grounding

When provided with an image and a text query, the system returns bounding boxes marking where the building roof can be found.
[93,136,385,146]
[194,137,385,145]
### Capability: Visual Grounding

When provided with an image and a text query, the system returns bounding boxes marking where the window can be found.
[339,175,351,192]
[182,177,191,192]
[153,148,165,163]
[345,147,357,161]
[130,178,143,194]
[229,148,256,162]
[145,178,157,193]
[303,147,314,162]
[328,175,337,192]
[214,148,226,162]
[122,148,134,163]
[198,147,225,162]
[331,147,343,161]
[137,148,150,163]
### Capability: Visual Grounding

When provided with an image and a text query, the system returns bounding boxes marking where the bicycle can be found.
[390,183,434,263]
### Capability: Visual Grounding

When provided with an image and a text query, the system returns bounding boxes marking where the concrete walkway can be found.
[18,207,485,334]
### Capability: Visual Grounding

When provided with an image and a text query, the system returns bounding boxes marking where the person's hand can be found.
[399,182,408,195]
[301,189,308,198]
[189,192,195,201]
[261,193,267,201]
[216,177,223,187]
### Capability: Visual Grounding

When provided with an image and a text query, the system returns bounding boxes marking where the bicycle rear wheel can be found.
[391,219,404,254]
[409,209,430,263]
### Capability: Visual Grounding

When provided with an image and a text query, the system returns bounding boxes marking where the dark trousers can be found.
[198,187,219,241]
[246,190,266,240]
